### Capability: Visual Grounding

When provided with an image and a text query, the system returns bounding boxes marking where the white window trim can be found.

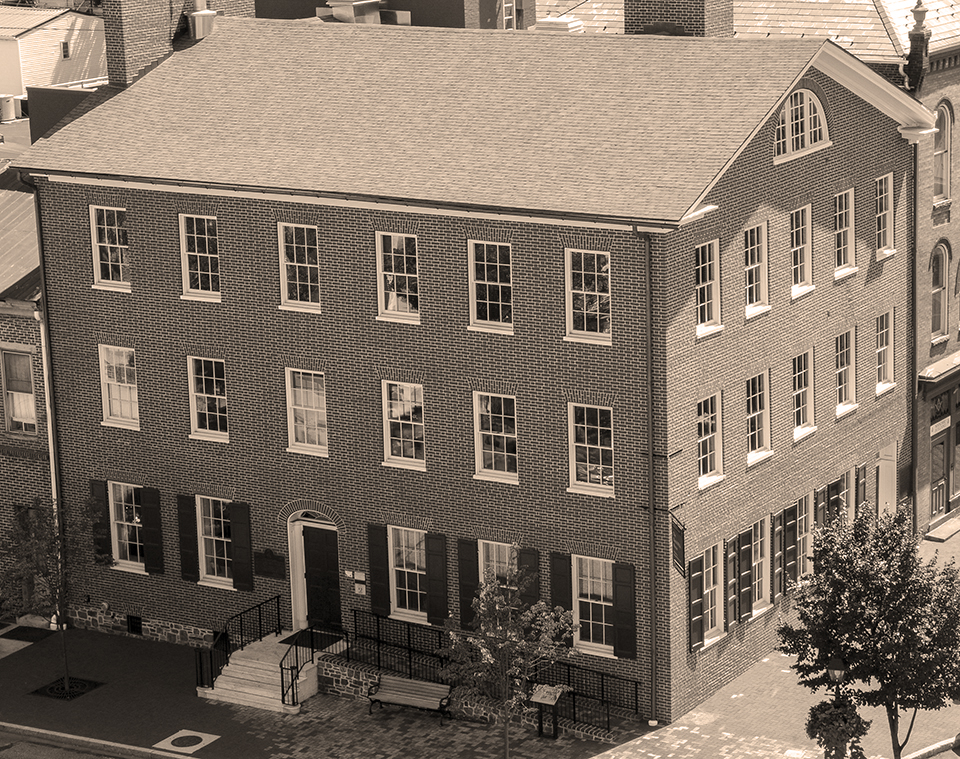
[468,240,514,335]
[697,393,723,491]
[187,356,229,443]
[376,232,421,325]
[1,350,36,436]
[109,481,145,573]
[876,311,896,397]
[835,330,858,418]
[746,372,772,466]
[833,189,856,279]
[278,222,322,312]
[933,245,948,341]
[572,555,616,658]
[566,402,615,498]
[381,380,426,471]
[196,495,234,589]
[751,516,771,616]
[790,205,813,299]
[179,214,221,303]
[60,41,69,59]
[875,174,896,260]
[388,525,428,624]
[695,239,721,337]
[773,90,832,164]
[89,205,131,292]
[702,543,723,644]
[792,349,815,442]
[285,368,328,457]
[98,345,139,431]
[472,391,518,484]
[935,104,952,202]
[478,540,517,584]
[564,248,612,346]
[743,223,769,318]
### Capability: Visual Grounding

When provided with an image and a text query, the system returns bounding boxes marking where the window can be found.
[695,240,721,335]
[285,369,327,455]
[279,224,320,310]
[479,540,516,584]
[382,381,425,469]
[932,247,947,340]
[697,394,722,487]
[746,372,770,462]
[90,207,129,289]
[389,526,426,621]
[503,0,515,28]
[790,206,812,296]
[2,352,35,434]
[935,104,951,200]
[703,544,721,641]
[835,330,856,415]
[774,89,829,160]
[568,403,614,494]
[188,357,228,440]
[109,482,143,570]
[751,517,769,610]
[574,556,614,654]
[744,224,767,314]
[197,496,232,584]
[377,233,419,322]
[565,249,611,343]
[469,241,513,332]
[792,350,814,439]
[61,41,70,59]
[875,174,894,258]
[876,312,894,393]
[180,215,219,299]
[99,345,138,428]
[473,392,517,482]
[833,190,854,275]
[797,494,812,576]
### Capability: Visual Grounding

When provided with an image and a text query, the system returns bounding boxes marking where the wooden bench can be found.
[367,674,451,724]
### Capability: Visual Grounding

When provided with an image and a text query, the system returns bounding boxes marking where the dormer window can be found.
[775,90,830,162]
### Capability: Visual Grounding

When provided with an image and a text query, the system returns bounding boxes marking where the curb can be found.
[0,721,188,759]
[903,735,960,759]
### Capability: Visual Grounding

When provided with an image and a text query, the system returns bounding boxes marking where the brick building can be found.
[12,16,933,722]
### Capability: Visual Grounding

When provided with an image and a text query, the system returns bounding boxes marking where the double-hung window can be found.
[197,495,232,585]
[743,225,767,316]
[792,350,814,440]
[833,190,855,277]
[473,392,518,482]
[279,224,320,310]
[479,540,517,584]
[574,555,614,655]
[875,174,895,259]
[746,372,771,464]
[565,249,611,343]
[389,526,427,622]
[99,345,139,429]
[751,517,770,611]
[377,233,419,323]
[797,494,812,576]
[469,241,513,332]
[2,351,35,435]
[697,394,722,488]
[90,206,130,290]
[110,482,143,570]
[702,544,721,641]
[180,215,220,300]
[774,90,830,161]
[382,381,425,469]
[835,330,857,416]
[876,311,894,394]
[790,206,812,297]
[285,369,327,456]
[568,403,614,495]
[188,357,228,441]
[695,240,721,336]
[935,105,952,201]
[933,246,947,340]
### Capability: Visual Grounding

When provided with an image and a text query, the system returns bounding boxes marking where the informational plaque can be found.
[530,684,562,705]
[254,549,286,579]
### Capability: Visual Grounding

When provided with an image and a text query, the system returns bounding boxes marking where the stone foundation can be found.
[67,604,214,646]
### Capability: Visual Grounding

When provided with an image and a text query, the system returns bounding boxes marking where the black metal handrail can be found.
[352,609,446,682]
[280,624,349,706]
[195,595,283,689]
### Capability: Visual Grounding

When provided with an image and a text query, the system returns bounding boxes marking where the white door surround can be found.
[286,511,337,632]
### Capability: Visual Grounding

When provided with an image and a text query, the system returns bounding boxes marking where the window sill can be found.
[574,643,617,659]
[563,333,612,347]
[382,458,426,472]
[747,449,774,468]
[278,303,321,314]
[772,139,833,165]
[835,402,859,420]
[101,419,140,431]
[698,473,725,492]
[876,248,896,262]
[876,381,897,398]
[389,610,428,625]
[696,323,724,339]
[934,197,952,211]
[751,604,773,619]
[932,334,950,346]
[110,563,147,576]
[467,323,514,336]
[92,282,131,293]
[376,313,420,326]
[566,483,615,498]
[791,283,816,301]
[793,425,817,443]
[286,445,329,458]
[744,304,770,321]
[197,578,237,591]
[180,292,221,304]
[189,431,229,443]
[702,632,725,650]
[833,266,858,282]
[473,471,519,485]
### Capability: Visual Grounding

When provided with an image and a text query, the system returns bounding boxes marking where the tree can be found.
[777,509,960,759]
[438,562,575,759]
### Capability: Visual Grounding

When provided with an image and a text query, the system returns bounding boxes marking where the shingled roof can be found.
[538,0,624,32]
[0,6,70,38]
[11,19,930,224]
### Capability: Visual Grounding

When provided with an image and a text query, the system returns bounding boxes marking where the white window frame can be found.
[875,174,896,260]
[1,350,36,435]
[797,493,812,576]
[479,540,517,585]
[573,555,615,657]
[746,371,772,466]
[564,248,612,345]
[703,543,722,643]
[835,330,858,417]
[187,356,228,442]
[833,190,857,279]
[567,402,615,497]
[382,380,425,470]
[197,495,233,588]
[751,516,770,614]
[376,232,420,324]
[932,246,948,342]
[99,345,139,430]
[278,223,321,312]
[697,394,723,490]
[473,391,518,484]
[285,368,328,457]
[90,206,130,291]
[876,311,895,395]
[743,224,769,318]
[109,481,145,573]
[468,240,514,334]
[935,104,951,201]
[774,89,832,163]
[179,214,221,302]
[60,40,70,59]
[790,205,814,299]
[388,525,427,623]
[792,349,816,442]
[695,240,722,337]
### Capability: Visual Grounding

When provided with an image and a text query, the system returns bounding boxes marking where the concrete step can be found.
[220,658,316,685]
[925,514,960,542]
[198,685,300,714]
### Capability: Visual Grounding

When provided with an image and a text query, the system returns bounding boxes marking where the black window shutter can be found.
[177,494,199,583]
[772,510,784,601]
[425,532,448,626]
[140,487,164,575]
[458,538,479,629]
[230,502,253,592]
[612,562,637,659]
[368,524,390,617]
[814,487,828,528]
[689,555,704,651]
[90,480,111,559]
[724,538,737,631]
[738,528,753,621]
[517,546,540,607]
[784,503,798,585]
[550,552,573,646]
[672,516,685,576]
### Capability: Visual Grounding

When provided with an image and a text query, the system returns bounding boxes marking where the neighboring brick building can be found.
[12,17,933,722]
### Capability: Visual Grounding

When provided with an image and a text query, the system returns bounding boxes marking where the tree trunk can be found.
[59,625,70,694]
[885,703,902,759]
[502,705,509,759]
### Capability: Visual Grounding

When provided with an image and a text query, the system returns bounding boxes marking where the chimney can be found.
[623,0,733,36]
[189,0,219,39]
[534,14,584,32]
[905,0,931,92]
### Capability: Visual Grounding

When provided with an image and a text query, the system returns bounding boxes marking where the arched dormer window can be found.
[933,245,947,339]
[775,89,830,161]
[935,104,952,200]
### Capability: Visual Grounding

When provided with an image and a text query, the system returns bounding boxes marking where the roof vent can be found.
[324,0,382,24]
[189,0,218,39]
[534,14,585,33]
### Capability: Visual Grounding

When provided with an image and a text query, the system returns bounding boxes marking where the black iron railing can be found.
[532,660,641,732]
[280,624,350,706]
[352,609,447,682]
[195,595,283,689]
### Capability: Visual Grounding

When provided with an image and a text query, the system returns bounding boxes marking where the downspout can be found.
[911,139,920,531]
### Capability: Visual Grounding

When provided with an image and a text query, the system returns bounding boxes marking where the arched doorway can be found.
[287,511,342,631]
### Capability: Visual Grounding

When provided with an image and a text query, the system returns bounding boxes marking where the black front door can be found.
[303,526,341,629]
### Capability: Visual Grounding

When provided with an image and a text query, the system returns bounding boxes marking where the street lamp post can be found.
[826,656,848,759]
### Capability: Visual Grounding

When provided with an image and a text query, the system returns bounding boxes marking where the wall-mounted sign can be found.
[931,416,951,438]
